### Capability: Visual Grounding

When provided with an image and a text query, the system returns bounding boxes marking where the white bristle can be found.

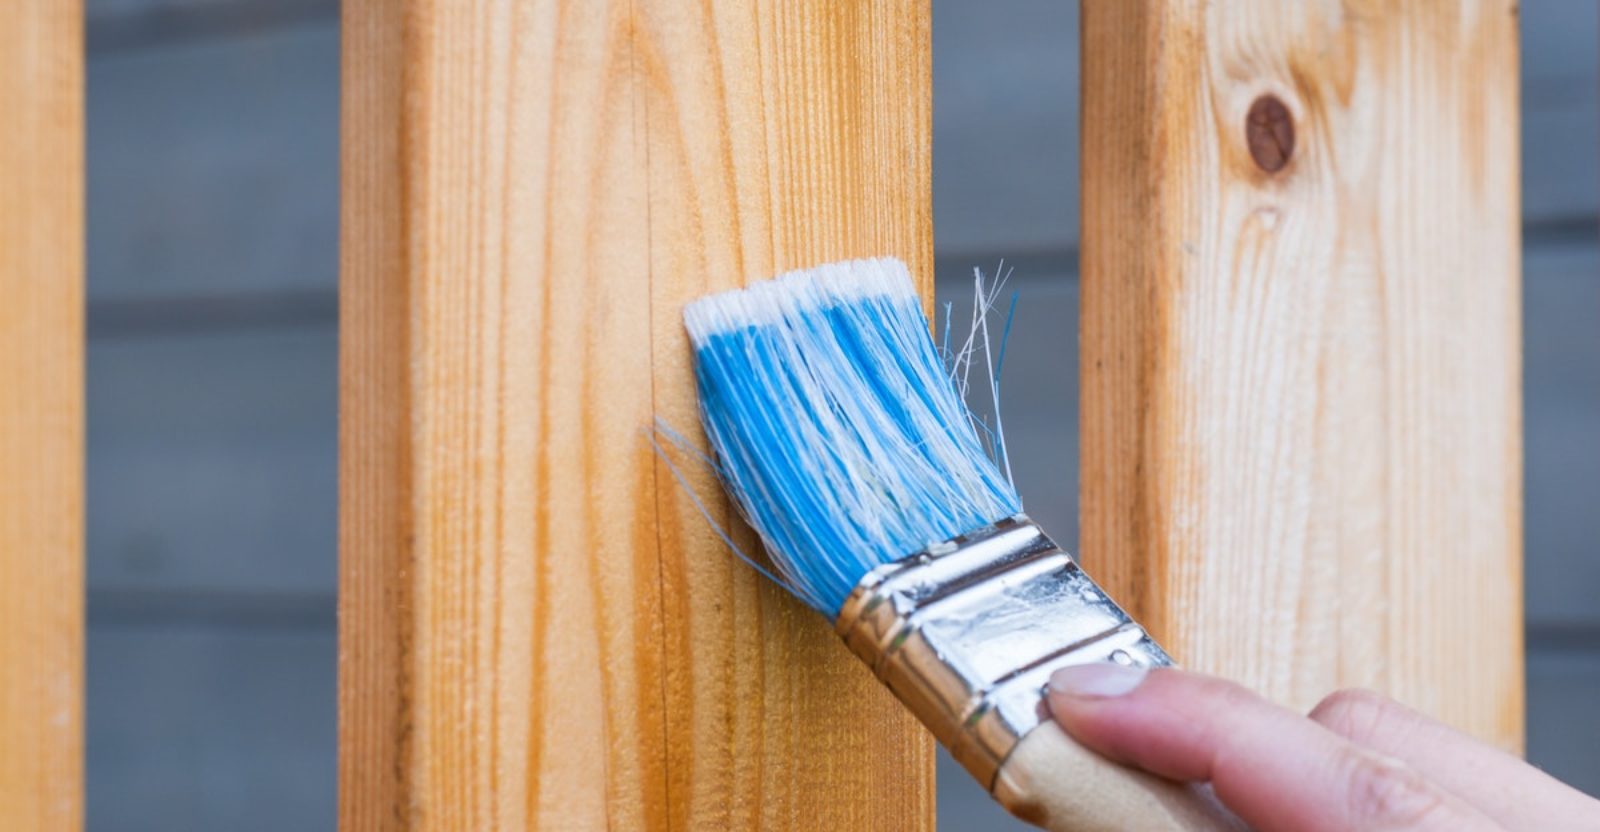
[683,257,918,346]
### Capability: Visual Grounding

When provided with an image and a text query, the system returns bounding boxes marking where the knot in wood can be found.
[1246,95,1294,173]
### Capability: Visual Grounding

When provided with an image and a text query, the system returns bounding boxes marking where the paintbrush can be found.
[679,257,1241,831]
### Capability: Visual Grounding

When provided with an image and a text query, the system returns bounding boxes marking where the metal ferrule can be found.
[834,514,1172,791]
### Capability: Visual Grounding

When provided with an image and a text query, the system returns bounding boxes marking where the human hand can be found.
[1047,664,1600,831]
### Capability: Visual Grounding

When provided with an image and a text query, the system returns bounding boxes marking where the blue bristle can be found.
[683,258,1022,617]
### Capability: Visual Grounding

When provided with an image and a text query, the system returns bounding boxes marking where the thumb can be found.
[1047,664,1501,832]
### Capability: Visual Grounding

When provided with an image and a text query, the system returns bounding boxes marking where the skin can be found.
[1047,664,1600,831]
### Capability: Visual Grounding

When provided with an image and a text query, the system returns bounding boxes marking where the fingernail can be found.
[1049,662,1149,699]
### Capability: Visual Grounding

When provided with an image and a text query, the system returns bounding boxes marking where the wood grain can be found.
[639,2,934,829]
[0,1,84,829]
[340,1,932,828]
[1080,0,1523,748]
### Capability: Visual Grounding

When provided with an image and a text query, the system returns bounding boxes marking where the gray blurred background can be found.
[84,1,1598,829]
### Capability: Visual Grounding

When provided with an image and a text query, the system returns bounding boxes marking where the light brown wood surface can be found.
[0,1,84,829]
[1080,0,1523,748]
[339,1,933,828]
[640,2,934,829]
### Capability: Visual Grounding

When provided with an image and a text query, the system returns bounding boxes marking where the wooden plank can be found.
[339,1,650,826]
[1080,0,1523,749]
[0,1,84,829]
[638,2,934,829]
[339,1,933,828]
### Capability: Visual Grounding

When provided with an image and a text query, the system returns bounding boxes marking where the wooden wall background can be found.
[81,1,1599,829]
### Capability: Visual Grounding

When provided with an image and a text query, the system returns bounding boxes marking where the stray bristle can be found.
[684,257,1021,617]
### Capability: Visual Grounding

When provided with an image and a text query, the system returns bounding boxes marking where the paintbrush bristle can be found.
[684,257,1021,617]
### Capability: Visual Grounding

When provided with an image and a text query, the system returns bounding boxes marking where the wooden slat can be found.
[0,1,84,829]
[639,2,934,828]
[339,1,653,826]
[339,1,933,828]
[1080,0,1523,748]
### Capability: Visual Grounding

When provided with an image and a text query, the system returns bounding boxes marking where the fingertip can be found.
[1045,665,1224,787]
[1048,661,1151,701]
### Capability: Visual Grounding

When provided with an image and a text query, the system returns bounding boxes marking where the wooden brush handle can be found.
[991,721,1245,831]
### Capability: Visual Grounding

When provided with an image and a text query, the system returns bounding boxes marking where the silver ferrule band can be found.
[834,514,1172,791]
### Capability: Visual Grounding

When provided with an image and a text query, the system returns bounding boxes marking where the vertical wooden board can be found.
[341,1,933,829]
[0,1,84,829]
[1080,0,1522,748]
[638,2,935,829]
[340,0,661,828]
[338,2,408,824]
[507,3,666,827]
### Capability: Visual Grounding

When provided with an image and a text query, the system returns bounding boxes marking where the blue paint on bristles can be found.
[683,257,1022,617]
